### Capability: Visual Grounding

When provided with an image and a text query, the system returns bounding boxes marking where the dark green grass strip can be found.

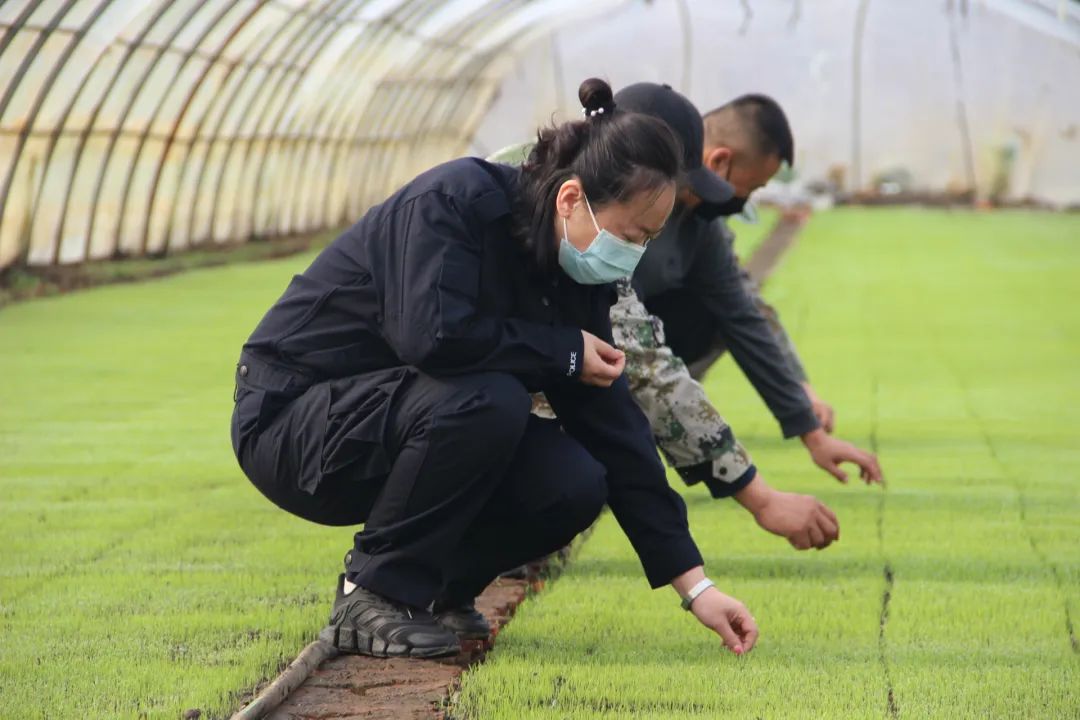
[872,378,900,719]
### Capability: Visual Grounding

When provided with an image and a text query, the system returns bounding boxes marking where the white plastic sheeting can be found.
[473,0,1080,207]
[0,0,625,269]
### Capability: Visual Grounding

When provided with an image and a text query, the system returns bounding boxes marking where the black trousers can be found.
[644,289,729,378]
[231,358,606,609]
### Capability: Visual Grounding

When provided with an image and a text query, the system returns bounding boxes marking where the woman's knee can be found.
[560,459,608,533]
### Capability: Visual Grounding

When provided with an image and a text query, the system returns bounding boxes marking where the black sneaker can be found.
[324,574,460,658]
[432,603,491,640]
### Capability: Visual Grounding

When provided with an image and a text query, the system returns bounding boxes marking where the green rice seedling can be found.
[453,208,1080,719]
[2,208,1077,717]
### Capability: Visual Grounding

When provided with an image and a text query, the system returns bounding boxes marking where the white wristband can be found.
[680,578,715,611]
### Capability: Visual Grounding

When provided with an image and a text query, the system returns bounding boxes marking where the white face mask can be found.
[557,194,646,285]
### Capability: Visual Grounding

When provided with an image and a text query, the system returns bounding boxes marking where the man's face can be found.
[702,146,781,199]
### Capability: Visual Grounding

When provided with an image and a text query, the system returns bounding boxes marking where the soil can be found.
[260,576,537,720]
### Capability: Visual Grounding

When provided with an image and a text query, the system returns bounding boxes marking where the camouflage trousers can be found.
[532,279,752,490]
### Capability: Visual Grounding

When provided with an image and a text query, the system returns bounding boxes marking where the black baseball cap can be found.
[614,82,734,205]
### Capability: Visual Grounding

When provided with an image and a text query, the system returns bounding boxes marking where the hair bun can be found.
[578,78,616,118]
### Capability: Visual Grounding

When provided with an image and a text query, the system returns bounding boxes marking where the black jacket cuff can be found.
[553,327,585,379]
[641,536,704,589]
[778,407,820,438]
[704,463,757,499]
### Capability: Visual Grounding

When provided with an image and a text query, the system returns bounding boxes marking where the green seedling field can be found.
[0,253,348,718]
[1,208,1077,718]
[452,208,1080,719]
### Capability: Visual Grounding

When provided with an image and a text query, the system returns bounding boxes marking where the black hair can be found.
[515,78,683,272]
[704,94,794,166]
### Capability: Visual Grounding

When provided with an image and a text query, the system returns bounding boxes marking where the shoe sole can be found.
[432,614,490,641]
[322,624,460,659]
[444,627,490,641]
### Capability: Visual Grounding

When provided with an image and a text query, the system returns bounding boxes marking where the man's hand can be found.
[672,567,758,655]
[580,331,625,387]
[753,491,839,550]
[735,474,839,550]
[802,382,835,433]
[801,428,883,485]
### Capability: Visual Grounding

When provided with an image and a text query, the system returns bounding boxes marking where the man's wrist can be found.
[733,472,772,515]
[800,427,828,449]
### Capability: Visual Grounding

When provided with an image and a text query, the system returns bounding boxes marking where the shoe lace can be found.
[377,593,426,622]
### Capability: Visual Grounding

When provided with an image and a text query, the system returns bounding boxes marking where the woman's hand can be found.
[691,587,759,655]
[580,330,625,387]
[672,567,758,655]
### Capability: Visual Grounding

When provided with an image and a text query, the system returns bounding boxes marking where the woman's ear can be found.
[703,146,732,177]
[555,178,584,220]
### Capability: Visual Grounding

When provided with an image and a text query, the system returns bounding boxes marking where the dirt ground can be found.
[262,577,537,720]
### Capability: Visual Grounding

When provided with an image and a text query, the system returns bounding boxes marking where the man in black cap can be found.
[607,83,882,544]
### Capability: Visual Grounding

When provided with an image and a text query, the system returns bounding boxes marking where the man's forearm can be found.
[693,237,817,438]
[740,269,809,383]
[713,317,820,438]
[610,280,755,494]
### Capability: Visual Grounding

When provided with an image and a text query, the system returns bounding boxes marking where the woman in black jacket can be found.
[231,79,758,659]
